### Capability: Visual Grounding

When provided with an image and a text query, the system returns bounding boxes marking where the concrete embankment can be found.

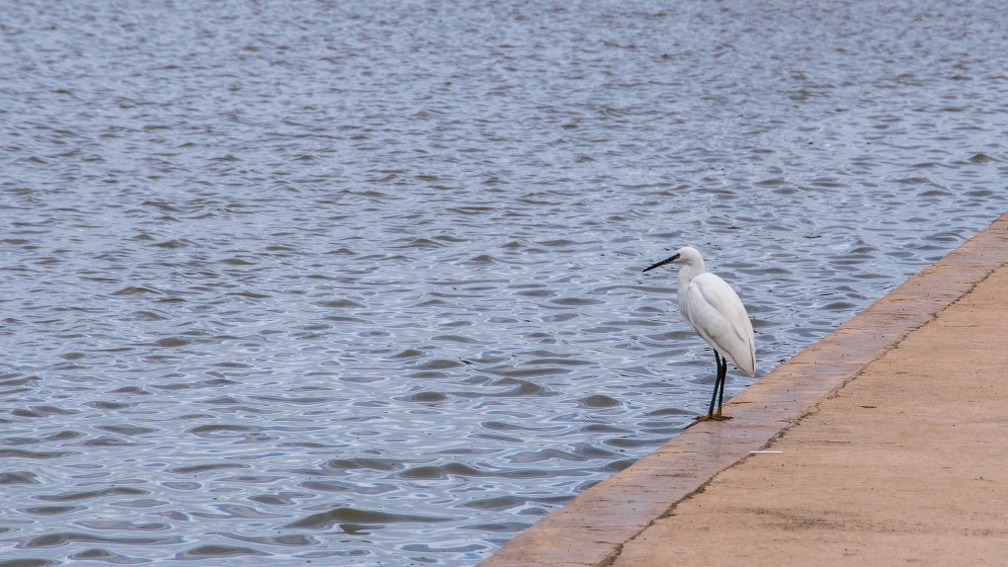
[480,212,1008,567]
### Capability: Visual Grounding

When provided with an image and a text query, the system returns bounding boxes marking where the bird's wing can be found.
[684,273,756,376]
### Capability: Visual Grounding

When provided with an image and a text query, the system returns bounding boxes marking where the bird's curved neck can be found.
[677,261,705,285]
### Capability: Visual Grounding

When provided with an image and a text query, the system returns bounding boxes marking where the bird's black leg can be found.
[707,351,726,418]
[716,354,727,418]
[687,352,731,428]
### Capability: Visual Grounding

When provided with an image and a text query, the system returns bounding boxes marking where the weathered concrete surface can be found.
[480,212,1008,567]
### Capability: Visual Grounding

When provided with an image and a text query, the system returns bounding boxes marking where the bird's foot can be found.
[685,414,733,428]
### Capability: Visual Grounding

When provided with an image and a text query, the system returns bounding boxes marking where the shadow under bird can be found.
[642,246,756,422]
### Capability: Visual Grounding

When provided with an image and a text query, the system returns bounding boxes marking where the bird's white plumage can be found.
[681,272,755,376]
[667,247,755,377]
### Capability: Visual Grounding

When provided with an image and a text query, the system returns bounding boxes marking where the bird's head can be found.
[642,246,704,273]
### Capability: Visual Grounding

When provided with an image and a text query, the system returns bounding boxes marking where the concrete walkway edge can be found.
[479,212,1008,567]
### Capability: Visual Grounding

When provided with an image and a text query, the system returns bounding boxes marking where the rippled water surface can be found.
[2,1,1006,565]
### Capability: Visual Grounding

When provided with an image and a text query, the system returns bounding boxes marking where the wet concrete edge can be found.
[478,212,1008,567]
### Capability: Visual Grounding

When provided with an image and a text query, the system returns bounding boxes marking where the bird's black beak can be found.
[642,253,680,273]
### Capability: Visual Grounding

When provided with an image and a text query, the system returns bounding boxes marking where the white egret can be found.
[642,247,755,421]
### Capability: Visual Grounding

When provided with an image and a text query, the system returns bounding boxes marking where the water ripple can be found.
[1,0,1006,565]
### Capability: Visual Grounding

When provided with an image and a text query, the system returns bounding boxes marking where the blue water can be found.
[1,1,1005,565]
